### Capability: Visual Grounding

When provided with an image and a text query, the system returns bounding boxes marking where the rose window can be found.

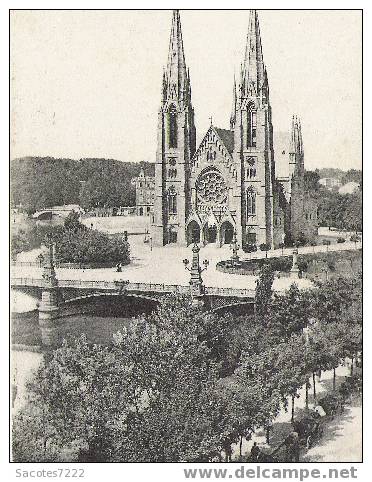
[196,170,227,204]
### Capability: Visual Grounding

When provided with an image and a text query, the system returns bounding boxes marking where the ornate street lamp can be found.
[289,246,300,279]
[229,230,240,267]
[183,243,209,306]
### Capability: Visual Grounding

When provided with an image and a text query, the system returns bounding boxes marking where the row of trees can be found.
[12,267,362,462]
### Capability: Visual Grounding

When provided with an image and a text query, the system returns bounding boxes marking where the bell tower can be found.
[232,10,275,248]
[151,10,196,246]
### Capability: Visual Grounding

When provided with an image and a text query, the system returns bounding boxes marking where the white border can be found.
[2,1,369,480]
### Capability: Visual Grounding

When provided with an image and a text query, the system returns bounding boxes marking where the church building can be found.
[150,10,318,248]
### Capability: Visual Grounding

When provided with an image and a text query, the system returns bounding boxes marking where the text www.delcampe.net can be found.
[183,465,358,480]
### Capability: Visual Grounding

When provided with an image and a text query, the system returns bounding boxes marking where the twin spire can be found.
[163,9,268,116]
[240,9,266,99]
[162,10,191,106]
[290,115,304,155]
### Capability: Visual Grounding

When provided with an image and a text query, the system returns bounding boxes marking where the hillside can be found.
[10,157,155,213]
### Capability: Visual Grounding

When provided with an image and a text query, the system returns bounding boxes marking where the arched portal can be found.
[220,221,234,245]
[186,221,201,245]
[202,224,217,245]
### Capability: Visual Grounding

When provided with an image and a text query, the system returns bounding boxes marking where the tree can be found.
[304,170,321,192]
[64,210,82,232]
[323,239,331,252]
[13,336,136,462]
[12,295,237,463]
[255,264,275,318]
[243,243,257,260]
[259,243,270,259]
[269,284,312,338]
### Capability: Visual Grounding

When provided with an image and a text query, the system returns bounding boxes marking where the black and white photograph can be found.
[8,5,363,473]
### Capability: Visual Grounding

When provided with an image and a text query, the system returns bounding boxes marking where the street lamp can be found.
[229,230,240,267]
[183,243,209,306]
[290,246,300,279]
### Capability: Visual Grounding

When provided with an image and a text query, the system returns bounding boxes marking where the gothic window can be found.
[246,156,256,179]
[246,167,256,179]
[247,105,257,148]
[168,187,177,214]
[247,188,256,216]
[196,169,227,205]
[169,105,178,148]
[206,150,216,162]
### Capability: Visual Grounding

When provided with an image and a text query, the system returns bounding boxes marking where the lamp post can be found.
[290,246,300,279]
[229,230,240,267]
[183,243,209,307]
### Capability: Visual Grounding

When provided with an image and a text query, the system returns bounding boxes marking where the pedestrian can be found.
[250,442,260,461]
[116,263,122,273]
[285,430,299,462]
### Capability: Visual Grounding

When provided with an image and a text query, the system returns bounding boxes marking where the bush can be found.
[11,217,130,266]
[11,224,64,259]
[259,243,270,252]
[337,237,346,244]
[242,243,257,254]
[56,229,130,265]
[295,232,307,247]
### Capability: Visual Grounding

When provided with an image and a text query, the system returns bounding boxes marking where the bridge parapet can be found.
[11,277,255,299]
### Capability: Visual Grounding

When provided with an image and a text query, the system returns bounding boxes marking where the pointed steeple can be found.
[230,74,237,129]
[163,10,190,106]
[290,115,303,155]
[289,115,304,179]
[240,10,266,101]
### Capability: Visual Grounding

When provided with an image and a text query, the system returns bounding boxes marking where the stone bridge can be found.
[11,274,255,347]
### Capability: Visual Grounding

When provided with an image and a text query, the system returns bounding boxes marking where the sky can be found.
[10,9,362,173]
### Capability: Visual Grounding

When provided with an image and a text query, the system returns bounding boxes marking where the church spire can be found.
[289,115,304,178]
[163,10,190,105]
[290,115,304,155]
[240,10,266,100]
[230,74,237,129]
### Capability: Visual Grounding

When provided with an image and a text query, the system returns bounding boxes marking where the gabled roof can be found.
[214,128,234,155]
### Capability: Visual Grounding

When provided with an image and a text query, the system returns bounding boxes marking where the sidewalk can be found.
[231,364,362,462]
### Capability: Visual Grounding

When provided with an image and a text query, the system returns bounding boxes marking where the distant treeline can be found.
[10,157,361,232]
[316,167,362,186]
[10,157,155,214]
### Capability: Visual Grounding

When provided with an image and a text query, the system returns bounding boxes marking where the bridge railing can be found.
[205,286,255,297]
[11,277,254,298]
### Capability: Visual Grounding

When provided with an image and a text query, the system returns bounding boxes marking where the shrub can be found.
[242,243,257,254]
[337,237,346,244]
[56,229,130,265]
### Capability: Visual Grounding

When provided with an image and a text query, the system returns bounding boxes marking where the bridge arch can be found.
[61,292,160,317]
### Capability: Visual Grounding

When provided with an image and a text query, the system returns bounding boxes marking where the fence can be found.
[11,277,254,298]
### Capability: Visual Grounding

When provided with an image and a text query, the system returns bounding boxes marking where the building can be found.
[150,10,317,248]
[338,181,360,195]
[132,168,155,216]
[319,177,341,190]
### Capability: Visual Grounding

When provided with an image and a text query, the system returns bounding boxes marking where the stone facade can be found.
[132,168,155,216]
[149,10,317,248]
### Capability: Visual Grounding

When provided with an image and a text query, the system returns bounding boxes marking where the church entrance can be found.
[186,221,201,245]
[220,221,234,245]
[202,224,217,245]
